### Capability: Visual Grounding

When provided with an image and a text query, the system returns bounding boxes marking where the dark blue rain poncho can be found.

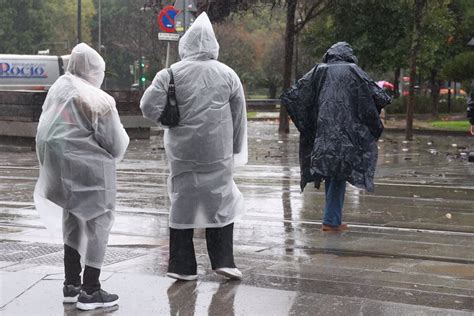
[281,42,391,192]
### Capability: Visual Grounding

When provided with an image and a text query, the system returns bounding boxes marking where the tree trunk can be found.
[77,0,82,44]
[279,0,297,134]
[393,68,400,98]
[447,80,452,113]
[454,81,457,103]
[268,83,277,99]
[406,0,425,141]
[429,69,440,118]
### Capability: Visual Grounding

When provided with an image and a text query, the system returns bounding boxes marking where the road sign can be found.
[158,33,180,41]
[158,6,178,33]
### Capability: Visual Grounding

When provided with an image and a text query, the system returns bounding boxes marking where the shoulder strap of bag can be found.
[167,68,174,85]
[166,68,176,103]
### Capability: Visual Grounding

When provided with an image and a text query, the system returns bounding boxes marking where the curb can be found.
[384,128,470,137]
[248,116,471,136]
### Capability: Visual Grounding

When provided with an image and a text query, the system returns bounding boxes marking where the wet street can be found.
[1,120,473,315]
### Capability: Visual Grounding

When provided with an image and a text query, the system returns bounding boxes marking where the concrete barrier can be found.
[106,90,155,139]
[0,91,45,149]
[1,93,282,150]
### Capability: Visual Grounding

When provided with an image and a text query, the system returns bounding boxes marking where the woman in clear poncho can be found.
[34,43,129,309]
[140,12,247,280]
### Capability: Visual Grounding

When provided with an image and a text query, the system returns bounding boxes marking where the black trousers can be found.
[168,223,236,275]
[64,244,101,294]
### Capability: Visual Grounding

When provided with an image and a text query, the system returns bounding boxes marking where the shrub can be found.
[386,96,467,114]
[442,52,474,82]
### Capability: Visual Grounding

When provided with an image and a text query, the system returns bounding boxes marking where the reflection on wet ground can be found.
[1,121,473,314]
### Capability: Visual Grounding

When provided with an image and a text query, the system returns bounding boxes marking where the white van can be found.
[0,54,70,91]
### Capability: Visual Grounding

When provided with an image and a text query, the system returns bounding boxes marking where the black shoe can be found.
[76,289,119,310]
[63,284,81,303]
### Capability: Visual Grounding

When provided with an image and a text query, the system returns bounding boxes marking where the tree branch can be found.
[294,0,327,34]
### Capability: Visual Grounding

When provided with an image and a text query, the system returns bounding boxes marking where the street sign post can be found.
[158,33,180,41]
[157,6,179,68]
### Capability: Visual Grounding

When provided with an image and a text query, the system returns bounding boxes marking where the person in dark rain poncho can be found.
[281,42,391,232]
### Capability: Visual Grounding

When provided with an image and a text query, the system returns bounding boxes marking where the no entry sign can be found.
[158,6,178,33]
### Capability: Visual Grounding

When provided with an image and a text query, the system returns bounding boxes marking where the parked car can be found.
[0,54,70,91]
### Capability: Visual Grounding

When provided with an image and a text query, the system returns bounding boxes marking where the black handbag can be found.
[159,68,180,127]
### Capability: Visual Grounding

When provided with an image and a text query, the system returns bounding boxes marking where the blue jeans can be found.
[322,178,346,227]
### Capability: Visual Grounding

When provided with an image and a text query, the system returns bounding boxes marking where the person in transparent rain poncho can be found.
[34,43,129,310]
[140,12,248,281]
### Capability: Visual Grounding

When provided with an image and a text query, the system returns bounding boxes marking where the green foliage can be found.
[300,12,335,65]
[45,0,95,54]
[199,0,252,23]
[441,52,474,82]
[2,0,473,92]
[215,6,286,96]
[444,0,474,54]
[259,30,285,97]
[215,22,257,84]
[247,111,257,119]
[0,0,95,55]
[89,0,160,88]
[387,95,467,114]
[417,0,456,75]
[304,0,411,72]
[0,0,51,54]
[430,120,470,131]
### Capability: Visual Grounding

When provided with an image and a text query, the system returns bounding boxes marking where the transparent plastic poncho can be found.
[140,12,248,229]
[34,43,129,268]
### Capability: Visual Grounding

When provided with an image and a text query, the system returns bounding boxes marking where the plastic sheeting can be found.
[34,43,129,268]
[140,12,247,229]
[281,42,391,192]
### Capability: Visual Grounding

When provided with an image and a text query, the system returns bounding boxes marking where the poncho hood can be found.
[179,12,219,61]
[67,42,105,88]
[322,41,358,64]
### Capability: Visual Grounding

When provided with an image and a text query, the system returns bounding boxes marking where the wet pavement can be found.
[1,120,473,315]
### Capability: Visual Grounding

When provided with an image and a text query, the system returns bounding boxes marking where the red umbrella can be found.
[377,81,394,90]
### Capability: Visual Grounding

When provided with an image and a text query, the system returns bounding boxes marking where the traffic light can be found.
[138,59,145,87]
[138,57,150,88]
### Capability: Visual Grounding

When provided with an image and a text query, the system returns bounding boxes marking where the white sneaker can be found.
[166,272,198,281]
[215,268,242,280]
